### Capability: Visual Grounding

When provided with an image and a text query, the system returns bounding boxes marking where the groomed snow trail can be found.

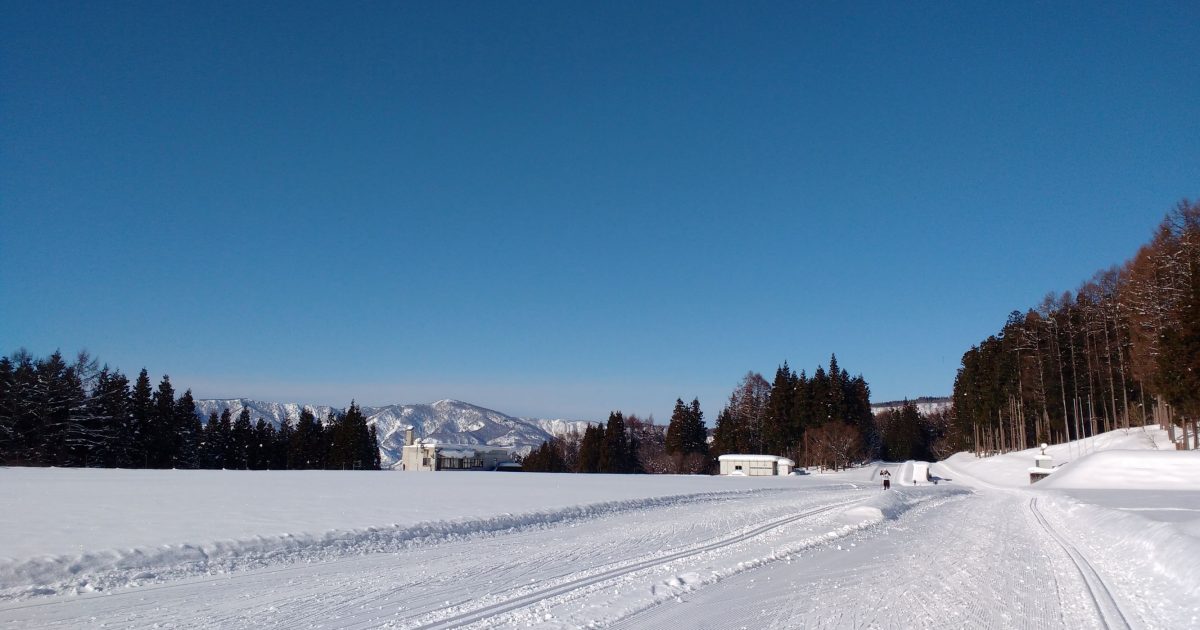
[612,488,1129,630]
[0,485,866,629]
[412,497,866,630]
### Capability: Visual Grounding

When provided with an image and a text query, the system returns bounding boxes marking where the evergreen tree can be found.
[150,375,176,468]
[664,399,690,456]
[523,439,568,472]
[129,369,154,468]
[200,411,221,468]
[291,407,323,469]
[274,413,294,470]
[229,408,252,469]
[764,363,797,456]
[174,389,201,469]
[577,424,604,473]
[1159,261,1200,422]
[252,419,274,469]
[0,356,15,462]
[328,402,373,469]
[368,424,381,470]
[684,398,708,455]
[711,407,737,457]
[600,411,631,473]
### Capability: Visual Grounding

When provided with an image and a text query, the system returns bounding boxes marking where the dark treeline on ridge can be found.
[953,200,1200,455]
[523,355,943,474]
[0,350,381,470]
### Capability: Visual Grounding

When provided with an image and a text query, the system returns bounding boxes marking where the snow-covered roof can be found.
[718,454,792,463]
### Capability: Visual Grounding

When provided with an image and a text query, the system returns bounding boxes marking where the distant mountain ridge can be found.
[193,398,594,469]
[870,396,952,416]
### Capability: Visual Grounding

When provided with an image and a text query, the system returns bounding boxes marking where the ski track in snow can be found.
[1028,497,1132,630]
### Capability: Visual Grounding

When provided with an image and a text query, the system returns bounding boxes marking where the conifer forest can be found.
[0,354,381,470]
[952,200,1200,454]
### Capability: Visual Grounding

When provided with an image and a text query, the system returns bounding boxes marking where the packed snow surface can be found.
[1,425,1197,628]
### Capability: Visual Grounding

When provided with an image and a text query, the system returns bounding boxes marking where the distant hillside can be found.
[193,398,593,469]
[870,396,952,416]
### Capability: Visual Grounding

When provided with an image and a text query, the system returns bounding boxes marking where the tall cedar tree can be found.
[600,411,633,473]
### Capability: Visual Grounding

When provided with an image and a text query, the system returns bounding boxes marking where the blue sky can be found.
[2,1,1198,421]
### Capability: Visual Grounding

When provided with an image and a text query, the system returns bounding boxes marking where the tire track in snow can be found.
[409,497,868,630]
[1029,497,1132,630]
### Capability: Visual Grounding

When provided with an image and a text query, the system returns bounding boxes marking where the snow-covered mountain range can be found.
[870,396,952,416]
[193,398,593,469]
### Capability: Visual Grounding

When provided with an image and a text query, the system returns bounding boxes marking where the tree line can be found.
[0,350,381,470]
[523,354,897,474]
[953,200,1200,455]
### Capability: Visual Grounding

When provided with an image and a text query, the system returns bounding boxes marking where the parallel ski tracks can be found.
[1029,497,1133,630]
[409,496,867,630]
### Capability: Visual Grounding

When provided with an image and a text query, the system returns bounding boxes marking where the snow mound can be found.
[1040,449,1200,490]
[838,486,968,527]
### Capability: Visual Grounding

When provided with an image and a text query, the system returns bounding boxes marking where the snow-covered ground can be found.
[0,425,1197,628]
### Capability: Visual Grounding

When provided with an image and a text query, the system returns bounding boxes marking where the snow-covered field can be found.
[1,425,1197,628]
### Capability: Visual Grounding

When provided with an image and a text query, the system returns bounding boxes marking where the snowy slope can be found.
[193,398,594,467]
[940,423,1171,488]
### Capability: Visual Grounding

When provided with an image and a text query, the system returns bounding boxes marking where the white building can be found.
[399,427,513,471]
[718,454,795,476]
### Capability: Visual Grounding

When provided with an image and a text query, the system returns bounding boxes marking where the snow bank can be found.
[1038,492,1200,619]
[1039,449,1200,490]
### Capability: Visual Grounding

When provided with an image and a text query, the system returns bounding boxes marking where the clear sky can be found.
[2,1,1198,422]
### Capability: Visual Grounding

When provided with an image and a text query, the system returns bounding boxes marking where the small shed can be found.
[718,454,795,476]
